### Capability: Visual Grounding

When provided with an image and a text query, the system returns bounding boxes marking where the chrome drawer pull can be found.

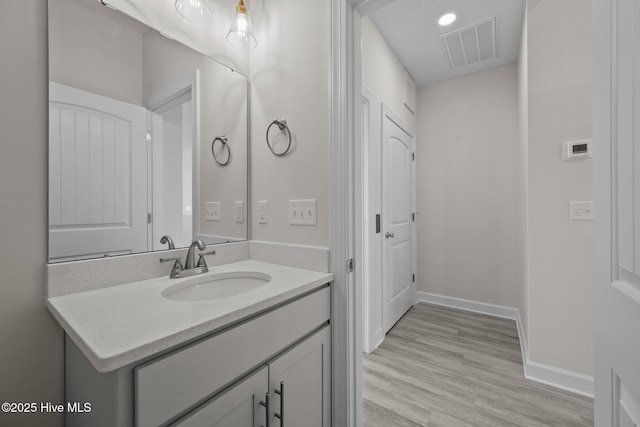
[260,392,270,427]
[274,381,284,425]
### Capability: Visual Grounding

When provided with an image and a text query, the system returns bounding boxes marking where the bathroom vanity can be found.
[45,2,335,426]
[48,258,332,427]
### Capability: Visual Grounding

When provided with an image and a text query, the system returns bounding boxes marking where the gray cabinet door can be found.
[267,326,331,427]
[171,367,268,427]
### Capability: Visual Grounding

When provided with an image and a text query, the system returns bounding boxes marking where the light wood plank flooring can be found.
[363,303,594,426]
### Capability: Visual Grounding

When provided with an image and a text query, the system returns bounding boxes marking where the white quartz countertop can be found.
[47,260,333,373]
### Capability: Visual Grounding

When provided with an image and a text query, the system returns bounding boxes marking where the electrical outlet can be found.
[569,201,594,221]
[205,202,221,222]
[235,201,244,223]
[289,199,317,226]
[258,201,268,224]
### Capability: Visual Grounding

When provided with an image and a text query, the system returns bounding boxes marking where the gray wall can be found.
[525,0,594,376]
[0,2,64,426]
[249,0,331,246]
[416,64,520,308]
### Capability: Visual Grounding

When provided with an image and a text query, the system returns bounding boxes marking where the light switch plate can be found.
[235,201,244,223]
[258,201,268,224]
[205,202,221,222]
[289,199,317,226]
[569,201,594,221]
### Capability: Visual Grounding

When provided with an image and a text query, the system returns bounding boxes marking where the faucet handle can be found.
[160,257,184,278]
[197,250,216,268]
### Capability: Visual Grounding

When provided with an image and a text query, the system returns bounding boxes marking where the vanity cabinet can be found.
[266,326,331,427]
[171,367,268,427]
[65,284,330,427]
[172,326,330,427]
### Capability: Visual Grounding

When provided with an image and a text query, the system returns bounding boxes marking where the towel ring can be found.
[211,136,231,166]
[266,119,292,156]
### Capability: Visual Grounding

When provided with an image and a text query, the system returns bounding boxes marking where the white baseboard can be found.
[524,360,594,398]
[373,328,384,351]
[417,291,520,319]
[416,291,594,398]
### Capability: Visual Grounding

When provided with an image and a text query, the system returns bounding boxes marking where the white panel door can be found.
[382,108,416,333]
[594,0,640,425]
[49,83,148,261]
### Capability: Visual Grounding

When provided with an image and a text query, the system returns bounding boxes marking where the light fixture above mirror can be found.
[175,0,213,23]
[226,0,257,50]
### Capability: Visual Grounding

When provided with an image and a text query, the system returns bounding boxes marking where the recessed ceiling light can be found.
[438,12,457,26]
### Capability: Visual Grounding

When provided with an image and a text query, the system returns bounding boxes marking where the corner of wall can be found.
[0,2,64,426]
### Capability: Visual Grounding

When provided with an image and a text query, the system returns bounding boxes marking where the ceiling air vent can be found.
[441,18,496,70]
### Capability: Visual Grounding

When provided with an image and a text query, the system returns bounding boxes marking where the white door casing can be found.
[360,86,377,353]
[49,83,148,261]
[382,106,417,333]
[594,0,640,425]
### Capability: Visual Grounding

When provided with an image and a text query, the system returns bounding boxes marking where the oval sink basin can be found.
[162,271,271,301]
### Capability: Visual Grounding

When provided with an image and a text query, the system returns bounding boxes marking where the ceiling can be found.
[365,0,526,87]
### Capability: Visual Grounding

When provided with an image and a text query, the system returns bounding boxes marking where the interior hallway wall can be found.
[361,16,417,341]
[525,0,594,376]
[0,2,64,426]
[416,64,520,308]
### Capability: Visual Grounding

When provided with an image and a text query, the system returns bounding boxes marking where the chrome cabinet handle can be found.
[274,381,284,425]
[260,392,270,427]
[385,232,395,239]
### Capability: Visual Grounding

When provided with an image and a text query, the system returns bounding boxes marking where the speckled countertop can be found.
[47,260,333,373]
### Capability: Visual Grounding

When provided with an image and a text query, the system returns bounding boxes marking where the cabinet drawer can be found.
[135,285,330,427]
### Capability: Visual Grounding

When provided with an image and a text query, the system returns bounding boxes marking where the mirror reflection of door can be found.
[148,85,195,251]
[48,83,148,262]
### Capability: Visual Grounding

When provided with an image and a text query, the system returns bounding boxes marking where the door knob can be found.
[385,232,395,239]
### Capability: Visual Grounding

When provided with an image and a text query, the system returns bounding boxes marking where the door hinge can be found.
[412,152,415,161]
[412,274,415,282]
[412,213,415,222]
[146,131,152,143]
[147,213,152,224]
[346,258,355,273]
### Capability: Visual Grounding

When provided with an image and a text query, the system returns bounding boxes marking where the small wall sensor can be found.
[562,139,592,160]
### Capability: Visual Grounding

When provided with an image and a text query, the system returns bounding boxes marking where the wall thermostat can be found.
[562,139,592,160]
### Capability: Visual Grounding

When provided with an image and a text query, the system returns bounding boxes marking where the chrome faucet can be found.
[184,239,206,269]
[159,239,216,279]
[160,235,175,250]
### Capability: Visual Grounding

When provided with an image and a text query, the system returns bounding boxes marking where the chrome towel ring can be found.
[266,119,292,156]
[211,136,231,166]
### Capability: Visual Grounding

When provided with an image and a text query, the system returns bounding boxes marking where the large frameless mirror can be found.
[48,0,248,263]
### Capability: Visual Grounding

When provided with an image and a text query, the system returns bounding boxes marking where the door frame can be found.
[360,85,378,354]
[593,0,611,423]
[144,70,199,250]
[330,1,362,425]
[381,104,417,334]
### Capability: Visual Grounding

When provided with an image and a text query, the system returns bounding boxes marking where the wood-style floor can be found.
[363,303,594,426]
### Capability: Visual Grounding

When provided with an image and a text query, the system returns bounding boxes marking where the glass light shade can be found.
[175,0,212,23]
[226,6,257,50]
